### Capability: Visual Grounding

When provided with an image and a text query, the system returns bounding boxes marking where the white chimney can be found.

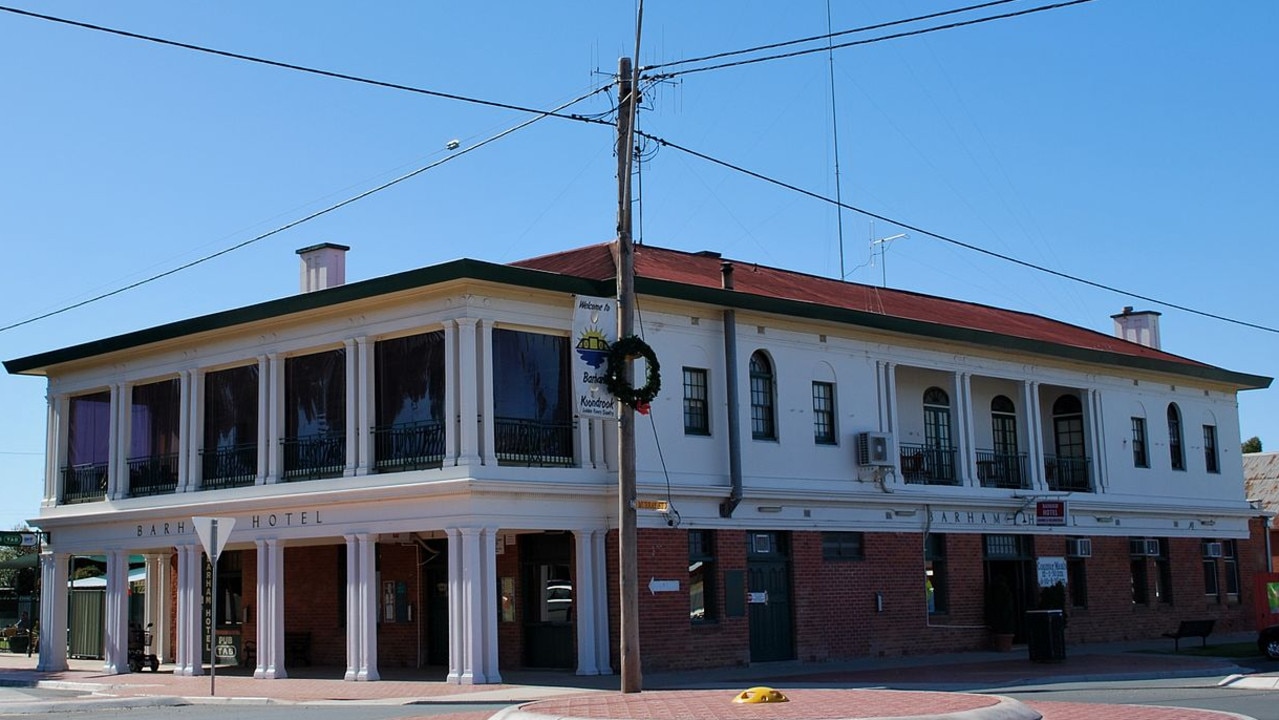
[1112,306,1162,349]
[296,243,349,293]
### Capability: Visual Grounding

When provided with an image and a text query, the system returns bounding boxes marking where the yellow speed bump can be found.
[732,686,789,703]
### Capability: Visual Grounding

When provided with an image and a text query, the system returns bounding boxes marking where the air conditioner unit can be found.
[1203,542,1224,559]
[1066,538,1092,558]
[1130,538,1161,557]
[857,432,895,466]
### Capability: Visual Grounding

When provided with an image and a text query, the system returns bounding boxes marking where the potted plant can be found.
[985,577,1016,652]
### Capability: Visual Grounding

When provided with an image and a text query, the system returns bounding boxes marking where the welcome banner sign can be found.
[572,295,617,418]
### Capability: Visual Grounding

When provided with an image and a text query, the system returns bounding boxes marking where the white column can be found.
[356,336,374,475]
[592,530,612,675]
[480,529,501,684]
[445,528,463,683]
[103,549,130,674]
[1088,388,1107,492]
[443,323,458,466]
[343,534,359,681]
[257,537,285,680]
[574,530,599,676]
[43,393,58,505]
[177,372,192,492]
[456,320,481,466]
[345,339,359,477]
[1026,381,1045,491]
[256,356,270,484]
[459,527,486,684]
[174,543,204,676]
[267,353,283,483]
[357,534,380,681]
[54,394,71,503]
[885,363,900,480]
[144,553,171,665]
[479,320,497,466]
[106,384,122,500]
[117,383,133,499]
[959,373,978,485]
[187,370,205,491]
[37,552,69,672]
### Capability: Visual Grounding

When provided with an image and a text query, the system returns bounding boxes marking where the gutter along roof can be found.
[5,243,1271,390]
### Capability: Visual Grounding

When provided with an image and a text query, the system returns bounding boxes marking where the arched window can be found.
[990,395,1018,458]
[1050,394,1087,490]
[923,387,954,481]
[1167,403,1184,471]
[749,352,776,440]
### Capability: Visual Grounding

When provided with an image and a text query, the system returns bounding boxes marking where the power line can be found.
[638,130,1279,336]
[0,86,612,335]
[0,4,613,129]
[644,0,1020,71]
[647,0,1098,80]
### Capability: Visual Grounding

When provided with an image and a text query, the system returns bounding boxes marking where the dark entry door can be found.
[746,531,794,662]
[521,533,574,668]
[984,534,1037,642]
[423,543,449,666]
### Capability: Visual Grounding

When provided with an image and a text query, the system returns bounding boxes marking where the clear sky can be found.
[1,1,1276,532]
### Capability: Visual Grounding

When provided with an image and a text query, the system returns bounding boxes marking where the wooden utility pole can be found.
[615,54,641,694]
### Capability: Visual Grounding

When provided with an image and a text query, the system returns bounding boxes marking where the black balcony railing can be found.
[494,417,575,467]
[1044,454,1092,492]
[200,443,258,490]
[127,453,179,497]
[899,442,958,485]
[60,462,108,504]
[372,421,445,473]
[281,432,346,481]
[976,449,1030,489]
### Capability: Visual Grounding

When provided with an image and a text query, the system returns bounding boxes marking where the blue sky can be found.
[2,1,1276,531]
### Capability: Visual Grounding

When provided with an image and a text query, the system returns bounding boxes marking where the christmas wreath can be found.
[605,335,661,413]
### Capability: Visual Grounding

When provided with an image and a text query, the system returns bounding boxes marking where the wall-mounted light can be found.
[1094,516,1114,524]
[1200,519,1217,527]
[893,509,918,517]
[757,506,783,513]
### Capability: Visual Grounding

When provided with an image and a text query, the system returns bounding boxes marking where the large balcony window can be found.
[902,387,958,485]
[493,329,573,466]
[62,391,110,504]
[127,378,180,497]
[978,395,1028,489]
[1047,394,1091,492]
[283,349,346,481]
[202,364,259,490]
[373,332,446,472]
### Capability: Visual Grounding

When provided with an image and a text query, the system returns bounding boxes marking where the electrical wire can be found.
[645,0,1020,72]
[637,129,1279,336]
[647,0,1097,80]
[0,85,612,335]
[0,4,613,129]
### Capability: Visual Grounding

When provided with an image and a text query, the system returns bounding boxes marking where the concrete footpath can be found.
[0,634,1274,720]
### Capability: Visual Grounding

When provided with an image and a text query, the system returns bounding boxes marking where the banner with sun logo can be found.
[573,295,617,418]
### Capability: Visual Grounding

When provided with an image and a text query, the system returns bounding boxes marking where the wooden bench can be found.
[1162,619,1215,651]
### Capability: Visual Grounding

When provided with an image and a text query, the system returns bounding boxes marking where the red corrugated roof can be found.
[513,242,1209,369]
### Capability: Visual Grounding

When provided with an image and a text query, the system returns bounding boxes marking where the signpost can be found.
[192,516,235,697]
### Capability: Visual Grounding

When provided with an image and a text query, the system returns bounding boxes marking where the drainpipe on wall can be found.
[719,261,743,518]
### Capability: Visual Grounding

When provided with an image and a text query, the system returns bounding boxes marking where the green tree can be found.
[1243,436,1263,454]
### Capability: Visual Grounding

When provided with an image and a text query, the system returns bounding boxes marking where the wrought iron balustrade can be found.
[976,449,1030,489]
[60,462,108,504]
[281,432,346,481]
[494,417,576,467]
[200,443,258,490]
[1044,454,1092,492]
[372,421,445,473]
[898,442,958,485]
[126,453,179,497]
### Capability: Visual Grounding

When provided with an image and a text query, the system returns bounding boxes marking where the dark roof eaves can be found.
[636,277,1272,390]
[5,260,609,375]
